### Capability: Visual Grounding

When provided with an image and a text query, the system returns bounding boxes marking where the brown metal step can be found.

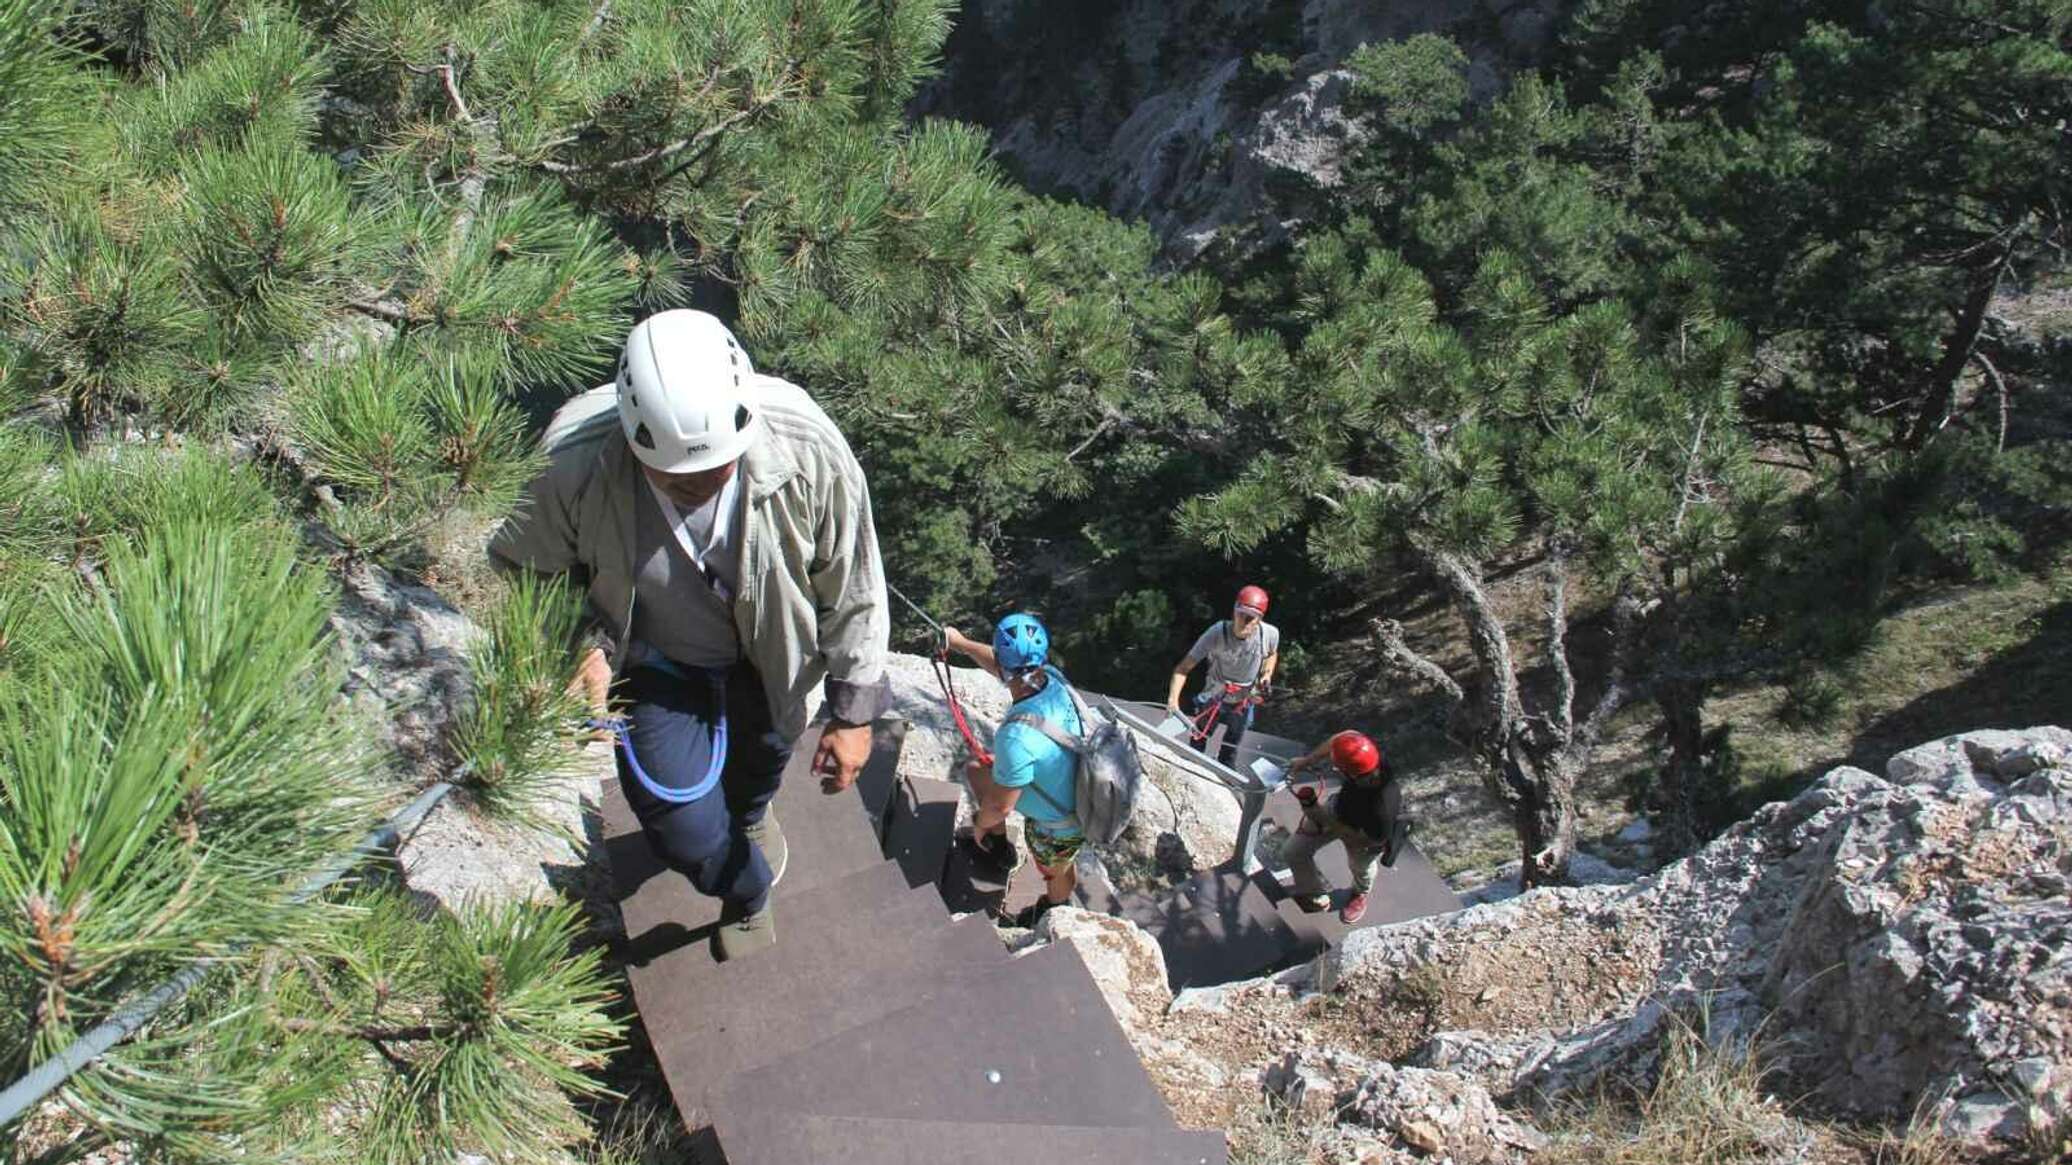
[882,774,963,890]
[717,1111,1228,1165]
[631,862,1008,1129]
[1097,861,1309,991]
[713,942,1181,1135]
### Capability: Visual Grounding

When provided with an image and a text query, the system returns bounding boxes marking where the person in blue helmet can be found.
[942,614,1084,929]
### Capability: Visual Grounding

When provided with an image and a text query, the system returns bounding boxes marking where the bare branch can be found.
[1064,416,1116,463]
[1975,349,2010,453]
[346,299,410,324]
[1371,617,1464,703]
[536,67,765,178]
[1544,553,1576,741]
[1670,412,1709,536]
[435,62,472,124]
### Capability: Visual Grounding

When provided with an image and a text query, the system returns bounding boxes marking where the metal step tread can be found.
[717,1110,1228,1165]
[712,943,1181,1136]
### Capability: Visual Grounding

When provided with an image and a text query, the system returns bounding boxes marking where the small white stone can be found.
[985,1069,1001,1084]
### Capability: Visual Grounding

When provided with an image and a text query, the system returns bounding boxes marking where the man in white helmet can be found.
[489,309,890,960]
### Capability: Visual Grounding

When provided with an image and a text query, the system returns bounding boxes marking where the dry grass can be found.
[1226,1104,1345,1165]
[1541,1015,1815,1165]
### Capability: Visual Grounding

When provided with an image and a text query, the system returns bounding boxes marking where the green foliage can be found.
[0,0,95,219]
[115,4,325,174]
[359,190,638,387]
[178,139,362,344]
[347,896,621,1163]
[291,350,541,555]
[452,573,588,821]
[4,199,200,424]
[1777,675,1844,730]
[0,497,374,1087]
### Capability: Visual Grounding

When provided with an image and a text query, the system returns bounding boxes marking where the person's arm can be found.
[807,436,892,792]
[1286,736,1335,777]
[968,759,1023,835]
[1164,658,1197,714]
[944,626,1004,681]
[487,436,605,716]
[1378,778,1405,865]
[1258,650,1280,691]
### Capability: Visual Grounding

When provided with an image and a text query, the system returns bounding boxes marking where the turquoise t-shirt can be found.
[993,667,1083,837]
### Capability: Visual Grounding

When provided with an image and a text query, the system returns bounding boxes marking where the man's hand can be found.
[814,721,873,793]
[568,647,613,740]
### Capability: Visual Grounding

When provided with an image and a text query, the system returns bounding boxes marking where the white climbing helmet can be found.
[615,309,761,474]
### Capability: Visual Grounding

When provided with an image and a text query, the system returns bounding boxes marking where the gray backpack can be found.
[1002,679,1144,846]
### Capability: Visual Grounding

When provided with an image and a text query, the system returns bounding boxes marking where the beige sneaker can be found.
[716,902,776,962]
[744,810,787,885]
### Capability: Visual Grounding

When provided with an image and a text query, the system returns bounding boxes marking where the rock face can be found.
[1305,726,2072,1148]
[916,0,1566,257]
[330,558,478,778]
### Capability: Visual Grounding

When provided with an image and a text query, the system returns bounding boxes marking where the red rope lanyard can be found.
[933,652,994,767]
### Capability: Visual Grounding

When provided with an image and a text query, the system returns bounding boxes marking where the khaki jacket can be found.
[488,375,890,737]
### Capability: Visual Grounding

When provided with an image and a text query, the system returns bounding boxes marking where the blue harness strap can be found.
[604,661,730,804]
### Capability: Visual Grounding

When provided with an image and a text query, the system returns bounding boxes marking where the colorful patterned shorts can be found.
[1022,820,1084,872]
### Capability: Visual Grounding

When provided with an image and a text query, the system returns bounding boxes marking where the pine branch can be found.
[535,66,757,177]
[1371,616,1464,703]
[346,299,410,324]
[280,1016,457,1043]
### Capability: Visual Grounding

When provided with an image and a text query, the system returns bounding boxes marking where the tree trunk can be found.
[1902,242,2012,451]
[1655,682,1706,858]
[1419,545,1581,885]
[1516,746,1579,888]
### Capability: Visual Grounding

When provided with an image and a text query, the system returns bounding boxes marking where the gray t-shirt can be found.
[1186,619,1280,699]
[627,475,743,669]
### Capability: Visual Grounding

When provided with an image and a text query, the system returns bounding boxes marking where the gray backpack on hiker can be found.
[1003,680,1144,846]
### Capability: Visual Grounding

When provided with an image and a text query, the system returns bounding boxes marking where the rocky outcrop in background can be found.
[1125,726,2072,1157]
[914,0,1564,257]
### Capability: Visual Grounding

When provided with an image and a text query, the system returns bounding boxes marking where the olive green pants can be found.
[1283,802,1388,897]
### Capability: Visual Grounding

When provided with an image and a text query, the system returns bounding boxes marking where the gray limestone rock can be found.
[1240,728,2072,1152]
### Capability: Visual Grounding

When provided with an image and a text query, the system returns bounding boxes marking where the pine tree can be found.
[1186,233,1760,884]
[0,0,1257,1154]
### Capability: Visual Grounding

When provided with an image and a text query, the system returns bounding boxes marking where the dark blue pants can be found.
[1192,692,1255,771]
[614,661,792,914]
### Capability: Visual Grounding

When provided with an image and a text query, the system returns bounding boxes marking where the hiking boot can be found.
[1293,893,1332,914]
[716,902,776,962]
[1339,892,1370,925]
[744,811,787,885]
[1008,896,1062,931]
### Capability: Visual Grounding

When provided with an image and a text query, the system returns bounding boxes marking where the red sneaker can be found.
[1339,892,1369,925]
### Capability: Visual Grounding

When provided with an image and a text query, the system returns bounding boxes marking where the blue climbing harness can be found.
[595,660,730,804]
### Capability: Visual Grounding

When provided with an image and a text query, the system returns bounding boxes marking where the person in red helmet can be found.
[1278,730,1406,925]
[1164,585,1281,769]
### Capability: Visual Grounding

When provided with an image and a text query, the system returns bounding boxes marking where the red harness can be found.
[933,650,994,767]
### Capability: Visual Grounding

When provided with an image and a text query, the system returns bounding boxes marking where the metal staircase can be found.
[600,712,1461,1161]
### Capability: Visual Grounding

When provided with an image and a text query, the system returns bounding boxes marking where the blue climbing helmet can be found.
[992,612,1050,674]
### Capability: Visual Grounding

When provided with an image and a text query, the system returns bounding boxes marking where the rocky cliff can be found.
[1119,726,2072,1159]
[914,0,1564,257]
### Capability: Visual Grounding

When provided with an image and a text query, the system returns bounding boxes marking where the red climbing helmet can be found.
[1330,731,1382,778]
[1234,585,1270,617]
